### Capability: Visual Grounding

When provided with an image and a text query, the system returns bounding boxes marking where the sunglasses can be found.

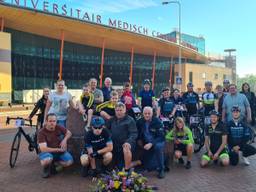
[232,110,240,113]
[93,126,103,130]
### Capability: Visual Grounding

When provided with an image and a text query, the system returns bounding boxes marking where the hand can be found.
[169,114,174,118]
[59,140,67,151]
[175,139,181,145]
[144,143,153,150]
[208,151,213,158]
[90,151,99,158]
[79,109,86,115]
[57,147,65,153]
[233,146,240,152]
[213,153,219,160]
[123,142,131,150]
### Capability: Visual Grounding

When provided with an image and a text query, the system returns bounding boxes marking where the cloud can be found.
[73,0,158,13]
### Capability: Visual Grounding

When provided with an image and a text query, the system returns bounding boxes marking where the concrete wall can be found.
[0,32,12,105]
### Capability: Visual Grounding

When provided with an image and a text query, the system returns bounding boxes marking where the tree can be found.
[237,74,256,92]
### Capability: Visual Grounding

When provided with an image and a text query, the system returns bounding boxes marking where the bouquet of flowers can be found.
[94,168,158,192]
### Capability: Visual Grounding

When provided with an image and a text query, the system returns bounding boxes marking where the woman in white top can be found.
[44,80,75,128]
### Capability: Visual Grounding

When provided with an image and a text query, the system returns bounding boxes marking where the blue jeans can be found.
[39,151,73,162]
[143,142,165,171]
[57,120,66,128]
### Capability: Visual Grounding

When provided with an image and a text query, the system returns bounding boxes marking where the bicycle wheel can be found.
[9,131,21,168]
[192,126,204,153]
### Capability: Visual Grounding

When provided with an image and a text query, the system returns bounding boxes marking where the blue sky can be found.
[4,0,255,77]
[66,0,256,77]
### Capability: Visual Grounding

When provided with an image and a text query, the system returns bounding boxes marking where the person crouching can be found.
[80,116,113,177]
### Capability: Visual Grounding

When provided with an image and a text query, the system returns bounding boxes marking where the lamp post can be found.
[162,1,182,87]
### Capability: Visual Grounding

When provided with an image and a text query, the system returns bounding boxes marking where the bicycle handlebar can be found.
[6,116,32,126]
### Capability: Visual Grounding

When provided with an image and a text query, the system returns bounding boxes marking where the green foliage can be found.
[237,74,256,92]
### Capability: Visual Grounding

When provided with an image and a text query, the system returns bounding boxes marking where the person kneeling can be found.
[166,117,194,169]
[227,105,256,166]
[137,107,165,179]
[201,110,229,167]
[80,116,113,177]
[38,113,73,178]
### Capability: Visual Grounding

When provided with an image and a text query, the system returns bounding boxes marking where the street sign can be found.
[176,76,182,85]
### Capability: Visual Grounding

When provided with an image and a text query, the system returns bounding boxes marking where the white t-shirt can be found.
[48,91,72,120]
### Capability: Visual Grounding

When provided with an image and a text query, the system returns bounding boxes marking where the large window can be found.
[7,28,172,101]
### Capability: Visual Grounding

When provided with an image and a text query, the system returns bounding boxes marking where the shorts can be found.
[202,149,229,162]
[39,152,73,162]
[101,108,115,116]
[174,144,188,155]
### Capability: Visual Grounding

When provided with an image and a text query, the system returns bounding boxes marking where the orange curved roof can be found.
[0,3,207,62]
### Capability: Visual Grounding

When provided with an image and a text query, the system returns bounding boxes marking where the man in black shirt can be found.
[201,110,229,167]
[80,116,113,177]
[157,87,176,118]
[182,82,199,120]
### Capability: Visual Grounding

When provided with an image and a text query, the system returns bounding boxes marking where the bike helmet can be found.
[205,81,212,86]
[187,82,193,87]
[231,105,241,112]
[209,110,219,116]
[143,79,151,85]
[91,116,105,128]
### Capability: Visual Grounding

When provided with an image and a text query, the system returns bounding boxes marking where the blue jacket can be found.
[227,119,251,147]
[137,117,165,145]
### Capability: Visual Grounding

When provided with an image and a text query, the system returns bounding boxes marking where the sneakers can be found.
[42,165,51,178]
[185,161,192,169]
[157,169,165,179]
[178,157,184,165]
[243,157,250,166]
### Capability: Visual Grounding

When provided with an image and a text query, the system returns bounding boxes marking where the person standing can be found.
[138,79,156,109]
[222,84,251,123]
[102,77,114,102]
[28,87,50,128]
[44,80,75,128]
[89,78,104,108]
[240,82,256,126]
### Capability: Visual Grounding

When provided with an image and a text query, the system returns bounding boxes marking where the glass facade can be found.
[160,31,205,55]
[6,28,173,101]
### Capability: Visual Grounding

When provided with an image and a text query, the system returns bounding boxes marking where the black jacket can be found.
[106,115,138,148]
[29,96,47,123]
[137,117,165,145]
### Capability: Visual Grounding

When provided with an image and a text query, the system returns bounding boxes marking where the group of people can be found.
[28,77,256,180]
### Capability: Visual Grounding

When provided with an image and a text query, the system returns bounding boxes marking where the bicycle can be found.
[189,114,205,153]
[6,117,39,168]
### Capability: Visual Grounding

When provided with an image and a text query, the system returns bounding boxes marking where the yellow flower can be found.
[114,181,121,189]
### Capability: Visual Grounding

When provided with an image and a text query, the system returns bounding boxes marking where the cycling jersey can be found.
[80,93,94,110]
[138,89,155,109]
[96,101,116,116]
[226,120,251,147]
[158,97,175,117]
[165,127,194,145]
[205,122,227,153]
[202,91,217,116]
[182,91,199,115]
